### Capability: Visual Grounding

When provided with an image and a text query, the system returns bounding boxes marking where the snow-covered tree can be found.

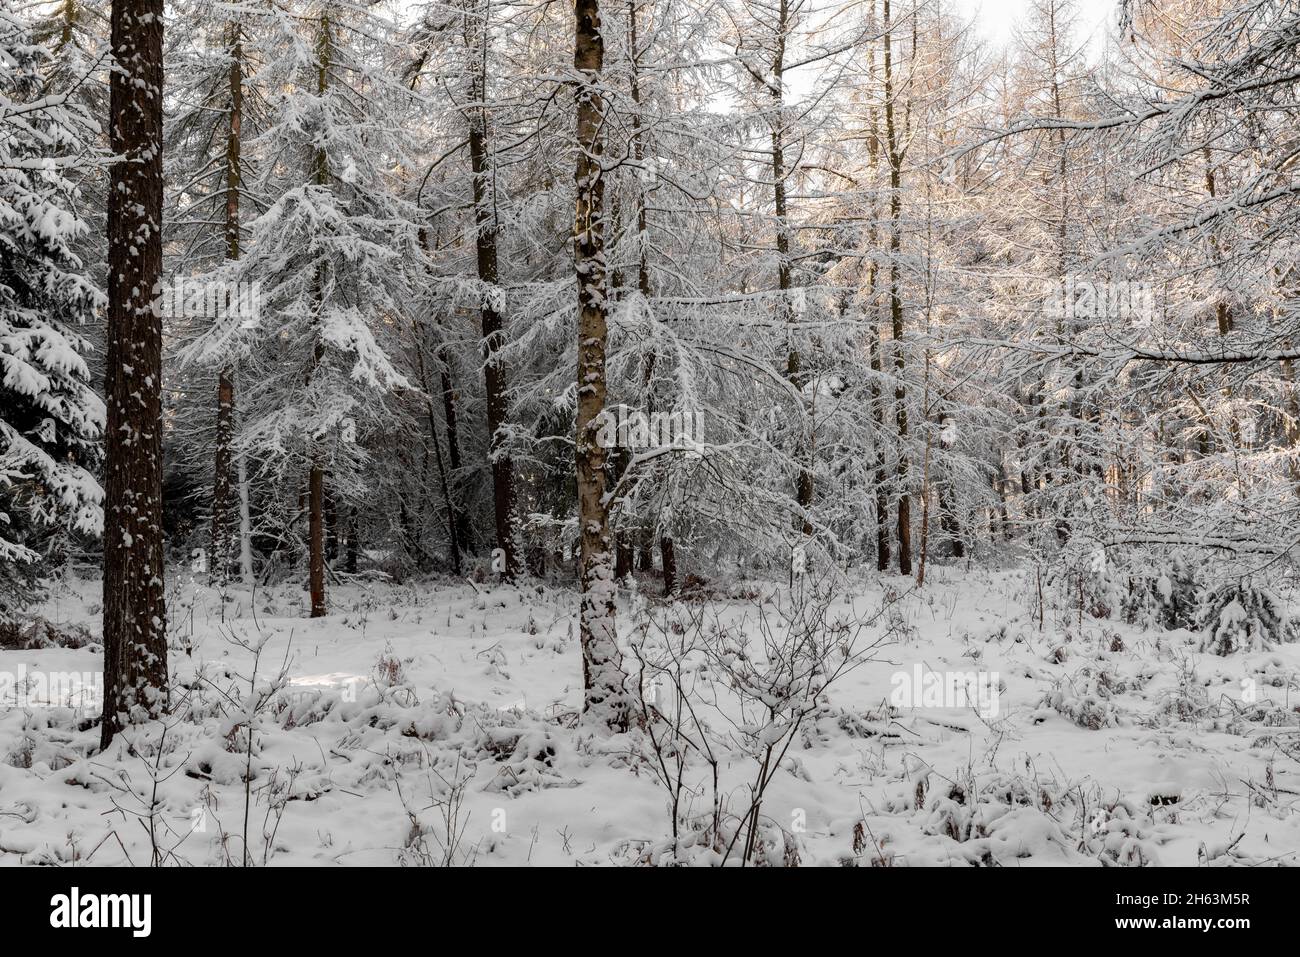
[184,0,419,614]
[0,7,104,617]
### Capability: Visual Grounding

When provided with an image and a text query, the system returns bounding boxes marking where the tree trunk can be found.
[574,0,630,733]
[415,344,463,573]
[465,5,519,579]
[659,536,677,595]
[883,0,911,575]
[863,29,890,574]
[307,10,331,618]
[625,0,677,594]
[212,23,242,584]
[325,485,338,563]
[237,454,254,581]
[213,370,234,579]
[637,532,654,572]
[102,0,167,748]
[613,447,634,580]
[346,506,358,573]
[416,227,471,557]
[309,464,326,616]
[766,0,814,535]
[916,420,931,587]
[439,361,471,551]
[871,319,890,572]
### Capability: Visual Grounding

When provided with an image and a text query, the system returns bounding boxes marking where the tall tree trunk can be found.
[870,319,890,571]
[626,0,676,595]
[868,24,889,574]
[237,454,254,581]
[439,360,471,550]
[883,0,911,575]
[465,4,519,579]
[415,343,463,573]
[659,535,677,595]
[939,483,965,559]
[916,414,931,587]
[766,0,814,535]
[416,227,472,555]
[309,465,325,615]
[1203,147,1239,448]
[863,27,889,573]
[102,0,167,748]
[1048,0,1076,545]
[307,10,331,619]
[606,192,634,582]
[325,485,339,563]
[613,448,634,580]
[574,0,630,733]
[212,23,242,584]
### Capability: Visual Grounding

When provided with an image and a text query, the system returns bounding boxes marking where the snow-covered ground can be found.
[2,565,1298,866]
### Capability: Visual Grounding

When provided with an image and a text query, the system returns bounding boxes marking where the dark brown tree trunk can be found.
[309,464,325,616]
[613,446,634,581]
[637,533,654,572]
[939,484,965,558]
[213,371,234,578]
[325,486,338,563]
[212,23,242,584]
[883,0,911,576]
[916,429,931,587]
[659,536,677,595]
[306,11,330,618]
[871,322,891,572]
[862,26,890,575]
[415,227,471,556]
[415,344,463,573]
[765,0,814,535]
[465,7,519,579]
[102,0,167,749]
[574,0,630,733]
[439,362,471,551]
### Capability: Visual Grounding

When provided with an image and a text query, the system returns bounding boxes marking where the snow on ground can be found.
[1,565,1299,866]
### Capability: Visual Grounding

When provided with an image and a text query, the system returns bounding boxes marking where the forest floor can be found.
[1,565,1298,866]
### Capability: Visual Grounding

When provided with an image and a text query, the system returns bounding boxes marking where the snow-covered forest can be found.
[1,0,1299,876]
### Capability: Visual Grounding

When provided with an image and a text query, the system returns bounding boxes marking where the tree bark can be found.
[883,0,911,575]
[211,23,242,584]
[416,227,471,557]
[862,26,889,574]
[415,344,463,573]
[765,0,814,536]
[102,0,168,748]
[237,454,254,581]
[574,0,630,733]
[309,464,325,616]
[307,10,331,618]
[465,4,519,579]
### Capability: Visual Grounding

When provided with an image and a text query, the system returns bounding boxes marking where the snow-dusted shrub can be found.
[1121,552,1201,631]
[1080,793,1164,866]
[1038,686,1116,730]
[479,726,568,796]
[0,616,94,650]
[627,576,892,865]
[913,770,1083,865]
[1045,539,1123,622]
[1037,662,1137,729]
[1151,657,1210,723]
[1198,581,1299,655]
